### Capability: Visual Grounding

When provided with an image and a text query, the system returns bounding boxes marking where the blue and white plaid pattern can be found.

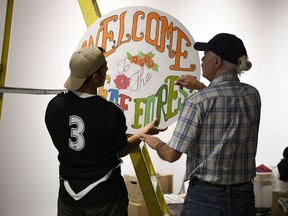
[168,73,261,184]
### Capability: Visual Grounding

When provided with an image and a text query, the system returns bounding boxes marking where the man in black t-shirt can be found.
[45,47,167,216]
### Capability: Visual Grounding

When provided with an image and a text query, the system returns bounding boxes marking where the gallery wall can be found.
[0,0,287,215]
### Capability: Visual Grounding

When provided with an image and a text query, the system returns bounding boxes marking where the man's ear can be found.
[92,73,100,84]
[214,56,222,69]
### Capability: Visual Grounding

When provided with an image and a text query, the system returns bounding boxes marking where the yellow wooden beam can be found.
[142,144,170,215]
[130,145,166,216]
[78,0,101,28]
[0,0,14,120]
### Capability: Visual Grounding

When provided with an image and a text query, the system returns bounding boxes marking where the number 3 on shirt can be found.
[69,115,85,151]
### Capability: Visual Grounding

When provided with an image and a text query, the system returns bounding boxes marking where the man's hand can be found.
[139,118,167,135]
[119,119,167,157]
[140,134,182,162]
[175,75,206,90]
[140,134,163,150]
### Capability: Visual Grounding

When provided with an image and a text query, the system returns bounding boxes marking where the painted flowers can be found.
[127,51,159,71]
[113,51,158,90]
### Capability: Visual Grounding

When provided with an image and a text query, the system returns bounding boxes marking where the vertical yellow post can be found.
[130,146,162,215]
[78,0,101,27]
[0,0,14,120]
[78,0,108,98]
[130,144,170,215]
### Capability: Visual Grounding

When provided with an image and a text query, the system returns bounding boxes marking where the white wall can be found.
[0,0,287,215]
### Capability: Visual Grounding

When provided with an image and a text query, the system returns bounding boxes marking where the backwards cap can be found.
[64,47,105,91]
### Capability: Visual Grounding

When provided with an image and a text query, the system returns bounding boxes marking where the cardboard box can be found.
[125,174,146,204]
[128,196,184,216]
[158,174,173,194]
[271,190,288,216]
[128,201,149,216]
[124,174,173,205]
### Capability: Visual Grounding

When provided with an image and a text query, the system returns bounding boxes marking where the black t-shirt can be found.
[45,91,128,205]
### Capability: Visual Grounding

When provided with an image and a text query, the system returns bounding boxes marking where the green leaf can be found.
[153,63,159,72]
[127,52,131,60]
[139,51,144,58]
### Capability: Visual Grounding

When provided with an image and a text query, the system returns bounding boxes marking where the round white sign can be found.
[78,6,200,134]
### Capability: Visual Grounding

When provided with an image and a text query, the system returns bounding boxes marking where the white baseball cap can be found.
[64,47,106,90]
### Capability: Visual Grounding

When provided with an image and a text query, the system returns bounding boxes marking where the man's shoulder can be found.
[188,87,218,104]
[47,91,67,106]
[95,96,124,114]
[241,83,260,94]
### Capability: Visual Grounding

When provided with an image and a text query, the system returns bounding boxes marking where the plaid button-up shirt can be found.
[168,72,261,185]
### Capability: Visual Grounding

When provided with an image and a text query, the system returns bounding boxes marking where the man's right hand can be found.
[139,118,167,135]
[175,75,206,90]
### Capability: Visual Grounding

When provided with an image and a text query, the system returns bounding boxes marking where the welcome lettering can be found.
[81,10,196,72]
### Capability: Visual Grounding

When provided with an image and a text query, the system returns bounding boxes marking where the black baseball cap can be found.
[194,33,247,64]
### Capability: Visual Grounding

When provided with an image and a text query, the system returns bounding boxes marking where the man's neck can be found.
[76,85,98,95]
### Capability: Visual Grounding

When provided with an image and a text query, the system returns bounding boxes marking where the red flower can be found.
[130,55,139,64]
[138,58,145,67]
[114,74,131,90]
[143,54,152,63]
[146,60,155,69]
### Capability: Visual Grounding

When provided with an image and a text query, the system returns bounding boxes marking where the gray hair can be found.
[237,56,252,73]
[222,55,252,75]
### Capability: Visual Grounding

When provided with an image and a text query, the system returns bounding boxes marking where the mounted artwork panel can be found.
[78,6,200,134]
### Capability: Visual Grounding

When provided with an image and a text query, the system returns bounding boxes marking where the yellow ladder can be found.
[0,0,77,119]
[77,1,170,215]
[130,143,170,215]
[0,0,101,121]
[0,0,14,120]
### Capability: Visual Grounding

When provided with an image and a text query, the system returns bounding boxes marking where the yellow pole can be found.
[0,0,14,120]
[78,0,101,27]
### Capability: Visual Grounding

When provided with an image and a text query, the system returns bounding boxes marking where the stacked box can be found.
[124,174,173,216]
[128,201,149,216]
[271,190,288,216]
[124,174,173,204]
[125,174,146,204]
[158,174,173,194]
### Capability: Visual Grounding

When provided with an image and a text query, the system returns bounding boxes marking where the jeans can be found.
[180,180,256,216]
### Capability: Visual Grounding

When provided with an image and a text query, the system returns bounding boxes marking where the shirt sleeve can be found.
[168,98,201,153]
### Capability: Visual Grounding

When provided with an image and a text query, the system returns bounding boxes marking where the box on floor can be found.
[271,190,288,216]
[124,173,173,205]
[128,195,184,216]
[128,201,149,216]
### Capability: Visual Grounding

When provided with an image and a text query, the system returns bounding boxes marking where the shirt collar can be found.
[208,72,239,87]
[71,90,96,98]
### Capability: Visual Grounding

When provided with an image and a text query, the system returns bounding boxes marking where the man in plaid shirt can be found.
[141,33,261,216]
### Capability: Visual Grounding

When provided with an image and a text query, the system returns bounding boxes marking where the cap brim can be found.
[194,42,209,51]
[64,74,86,91]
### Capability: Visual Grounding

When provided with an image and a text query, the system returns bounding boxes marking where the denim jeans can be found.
[180,180,256,216]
